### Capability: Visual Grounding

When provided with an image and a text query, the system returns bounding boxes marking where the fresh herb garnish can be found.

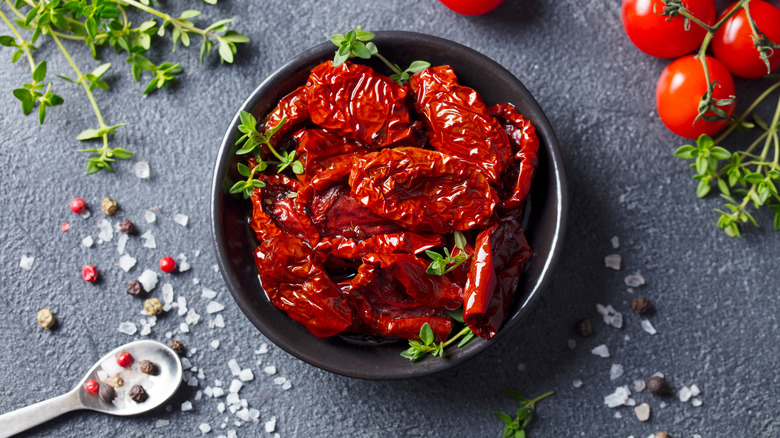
[494,390,554,438]
[400,313,477,362]
[0,0,248,173]
[425,230,469,275]
[329,26,430,85]
[231,112,303,197]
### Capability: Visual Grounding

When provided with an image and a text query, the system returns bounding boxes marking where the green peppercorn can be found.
[101,198,118,215]
[37,309,55,329]
[143,298,163,316]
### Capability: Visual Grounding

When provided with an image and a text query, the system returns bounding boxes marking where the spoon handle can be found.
[0,390,82,437]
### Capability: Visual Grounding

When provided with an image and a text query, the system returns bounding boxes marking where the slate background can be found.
[1,0,778,437]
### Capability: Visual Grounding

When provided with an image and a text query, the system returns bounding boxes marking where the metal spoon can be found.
[0,340,183,437]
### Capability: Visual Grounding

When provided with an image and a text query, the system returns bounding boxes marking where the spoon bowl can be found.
[0,340,182,437]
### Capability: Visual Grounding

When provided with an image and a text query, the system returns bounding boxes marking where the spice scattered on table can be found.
[575,319,592,337]
[632,296,653,314]
[139,359,159,375]
[84,379,99,394]
[655,432,672,438]
[37,309,55,329]
[126,280,144,297]
[119,219,137,234]
[159,256,176,273]
[82,265,98,283]
[167,340,186,356]
[144,298,163,316]
[634,403,651,421]
[128,385,148,403]
[647,376,673,395]
[101,198,118,215]
[70,198,87,214]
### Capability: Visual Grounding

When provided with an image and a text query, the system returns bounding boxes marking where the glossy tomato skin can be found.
[712,0,780,79]
[622,0,716,58]
[437,0,504,15]
[656,55,736,138]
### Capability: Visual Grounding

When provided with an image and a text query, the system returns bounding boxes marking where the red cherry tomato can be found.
[437,0,504,15]
[159,256,177,273]
[712,0,780,79]
[621,0,716,58]
[656,55,736,138]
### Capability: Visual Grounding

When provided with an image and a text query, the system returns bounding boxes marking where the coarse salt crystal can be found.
[144,210,156,223]
[206,301,225,314]
[226,393,240,406]
[181,358,192,370]
[202,288,218,299]
[641,319,657,335]
[229,379,243,393]
[193,278,200,285]
[198,423,211,434]
[236,408,251,422]
[97,219,113,243]
[679,386,692,402]
[155,419,170,428]
[181,401,193,412]
[596,304,623,329]
[264,417,276,433]
[162,283,174,304]
[100,357,124,376]
[19,255,34,271]
[239,369,254,382]
[591,344,610,358]
[118,254,137,272]
[82,236,94,247]
[204,387,213,397]
[195,391,203,401]
[604,386,631,408]
[250,408,260,420]
[118,321,137,335]
[210,340,220,349]
[213,314,225,328]
[610,364,624,381]
[572,379,583,388]
[116,232,128,255]
[634,403,651,422]
[263,366,277,375]
[227,431,236,438]
[624,273,645,287]
[80,210,91,219]
[228,359,241,376]
[255,344,268,355]
[180,322,190,333]
[187,376,199,387]
[690,384,701,397]
[614,412,622,419]
[185,308,201,325]
[691,398,703,407]
[197,369,205,380]
[605,254,621,270]
[659,401,667,408]
[134,161,151,179]
[140,230,156,249]
[217,402,225,413]
[212,387,225,398]
[139,324,152,336]
[174,214,189,227]
[282,381,292,391]
[273,376,286,385]
[177,296,188,315]
[177,253,191,272]
[633,379,646,393]
[610,236,619,249]
[138,269,159,292]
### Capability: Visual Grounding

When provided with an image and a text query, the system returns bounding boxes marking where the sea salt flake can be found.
[633,379,646,393]
[226,393,240,406]
[591,344,610,358]
[176,253,191,272]
[116,233,128,255]
[174,214,189,227]
[185,308,201,325]
[140,230,156,249]
[155,419,170,428]
[118,254,137,272]
[610,236,620,249]
[217,402,225,413]
[82,235,94,247]
[228,359,241,376]
[97,219,113,243]
[264,417,277,433]
[207,301,225,314]
[610,364,624,381]
[691,398,703,407]
[19,255,35,271]
[144,210,156,223]
[162,283,174,304]
[138,269,159,292]
[255,344,269,355]
[690,384,701,397]
[634,403,651,421]
[596,304,623,328]
[181,401,193,412]
[282,381,292,390]
[210,340,220,350]
[198,423,211,434]
[679,386,692,402]
[212,387,225,398]
[139,324,152,336]
[605,254,622,270]
[229,379,243,393]
[202,288,218,299]
[572,379,583,388]
[624,273,645,287]
[641,319,657,335]
[180,322,190,333]
[273,376,286,385]
[604,386,631,408]
[236,408,251,422]
[118,321,137,335]
[263,365,277,375]
[249,408,260,421]
[239,369,254,382]
[213,314,225,328]
[134,161,151,179]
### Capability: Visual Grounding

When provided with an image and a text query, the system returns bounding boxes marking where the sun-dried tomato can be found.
[316,232,442,260]
[261,86,310,140]
[349,147,497,234]
[293,128,374,182]
[305,61,415,148]
[249,175,318,244]
[490,104,540,213]
[462,217,533,339]
[408,65,513,181]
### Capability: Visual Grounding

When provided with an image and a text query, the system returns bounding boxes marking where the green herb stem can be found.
[373,52,404,77]
[715,80,780,144]
[441,326,472,348]
[0,5,35,72]
[122,0,223,41]
[50,31,106,129]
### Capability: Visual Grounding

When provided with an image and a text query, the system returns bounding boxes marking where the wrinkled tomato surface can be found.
[244,60,540,343]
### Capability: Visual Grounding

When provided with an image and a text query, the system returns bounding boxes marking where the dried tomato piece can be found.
[462,217,533,339]
[249,175,318,244]
[349,147,497,233]
[293,128,373,182]
[261,85,310,139]
[305,61,414,147]
[254,235,353,338]
[490,104,540,212]
[304,182,403,238]
[408,65,513,181]
[316,232,442,260]
[350,261,452,341]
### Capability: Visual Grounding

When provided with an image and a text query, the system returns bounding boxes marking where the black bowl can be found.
[210,31,568,380]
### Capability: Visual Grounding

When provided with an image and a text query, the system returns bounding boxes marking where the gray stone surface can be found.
[1,0,778,437]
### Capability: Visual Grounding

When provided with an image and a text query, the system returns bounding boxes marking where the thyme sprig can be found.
[0,0,248,173]
[425,230,469,275]
[494,390,554,438]
[400,321,476,362]
[329,26,430,85]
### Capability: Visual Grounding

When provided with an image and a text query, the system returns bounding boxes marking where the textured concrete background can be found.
[1,0,778,436]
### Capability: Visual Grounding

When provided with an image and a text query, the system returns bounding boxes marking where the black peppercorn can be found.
[167,340,186,357]
[632,296,653,314]
[139,360,159,375]
[119,219,137,234]
[99,383,116,403]
[647,376,673,395]
[127,280,144,297]
[575,319,592,337]
[128,385,148,403]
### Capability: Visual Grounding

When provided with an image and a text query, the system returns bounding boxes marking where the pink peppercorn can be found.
[159,257,176,273]
[70,198,87,214]
[82,265,98,283]
[116,352,134,368]
[84,379,99,394]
